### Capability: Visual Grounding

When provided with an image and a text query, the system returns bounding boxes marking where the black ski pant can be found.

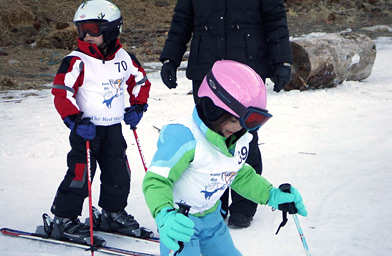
[220,130,262,218]
[51,123,131,218]
[192,80,263,219]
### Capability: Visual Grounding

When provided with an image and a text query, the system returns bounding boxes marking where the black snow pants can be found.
[220,129,262,218]
[51,123,131,218]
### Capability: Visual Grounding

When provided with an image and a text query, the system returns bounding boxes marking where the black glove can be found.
[273,63,292,93]
[160,60,178,89]
[124,103,148,129]
[64,114,96,140]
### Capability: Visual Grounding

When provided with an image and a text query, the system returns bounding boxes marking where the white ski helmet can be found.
[73,0,123,40]
[198,60,272,130]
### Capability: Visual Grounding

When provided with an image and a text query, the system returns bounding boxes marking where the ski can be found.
[93,230,159,244]
[1,227,158,256]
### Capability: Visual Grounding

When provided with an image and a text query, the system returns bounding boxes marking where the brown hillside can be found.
[0,0,391,90]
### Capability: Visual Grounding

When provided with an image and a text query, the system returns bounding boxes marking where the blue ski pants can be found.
[159,203,242,256]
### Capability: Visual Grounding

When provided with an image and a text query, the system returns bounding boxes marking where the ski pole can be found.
[86,141,95,256]
[292,214,311,256]
[279,183,311,256]
[169,202,191,256]
[132,128,148,172]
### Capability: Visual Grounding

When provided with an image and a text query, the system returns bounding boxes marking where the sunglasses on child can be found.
[206,71,272,131]
[76,17,123,38]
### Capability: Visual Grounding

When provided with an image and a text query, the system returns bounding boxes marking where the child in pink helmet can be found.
[143,60,307,255]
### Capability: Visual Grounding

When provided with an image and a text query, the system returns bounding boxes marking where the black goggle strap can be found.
[100,17,123,32]
[205,70,248,119]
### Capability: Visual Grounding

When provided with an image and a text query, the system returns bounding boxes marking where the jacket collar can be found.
[76,38,122,61]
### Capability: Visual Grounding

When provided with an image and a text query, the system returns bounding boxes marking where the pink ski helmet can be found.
[198,60,272,130]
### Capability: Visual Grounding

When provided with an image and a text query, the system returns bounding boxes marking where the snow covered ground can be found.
[1,36,392,256]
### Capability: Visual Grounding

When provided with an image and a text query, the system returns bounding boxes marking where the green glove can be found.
[155,207,195,251]
[268,185,308,216]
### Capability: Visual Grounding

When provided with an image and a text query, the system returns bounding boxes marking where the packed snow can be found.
[1,36,392,256]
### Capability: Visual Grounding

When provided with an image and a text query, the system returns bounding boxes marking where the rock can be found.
[0,48,9,56]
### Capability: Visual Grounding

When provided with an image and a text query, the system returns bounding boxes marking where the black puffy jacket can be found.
[160,0,293,80]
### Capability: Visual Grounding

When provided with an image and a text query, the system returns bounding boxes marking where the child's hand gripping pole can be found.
[169,202,191,256]
[278,183,311,256]
[155,203,194,254]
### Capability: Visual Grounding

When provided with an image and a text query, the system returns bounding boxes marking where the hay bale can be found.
[0,0,34,30]
[0,76,17,90]
[37,26,78,50]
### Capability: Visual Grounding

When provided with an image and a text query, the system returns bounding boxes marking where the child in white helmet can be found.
[143,60,307,255]
[47,0,151,245]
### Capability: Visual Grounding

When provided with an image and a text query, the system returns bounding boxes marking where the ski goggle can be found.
[239,107,272,130]
[77,21,103,37]
[76,17,123,38]
[206,71,272,130]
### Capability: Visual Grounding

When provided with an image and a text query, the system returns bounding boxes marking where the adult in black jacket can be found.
[160,0,293,228]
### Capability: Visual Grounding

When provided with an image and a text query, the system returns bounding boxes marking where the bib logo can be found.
[200,172,236,200]
[102,78,124,108]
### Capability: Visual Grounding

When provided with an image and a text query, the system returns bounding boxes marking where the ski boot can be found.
[41,213,105,246]
[228,214,253,229]
[88,207,154,239]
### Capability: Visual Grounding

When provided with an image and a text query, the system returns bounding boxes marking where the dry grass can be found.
[286,0,392,35]
[0,0,391,91]
[37,26,78,50]
[0,76,16,90]
[0,0,34,30]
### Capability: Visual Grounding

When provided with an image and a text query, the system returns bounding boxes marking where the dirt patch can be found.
[0,0,391,91]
